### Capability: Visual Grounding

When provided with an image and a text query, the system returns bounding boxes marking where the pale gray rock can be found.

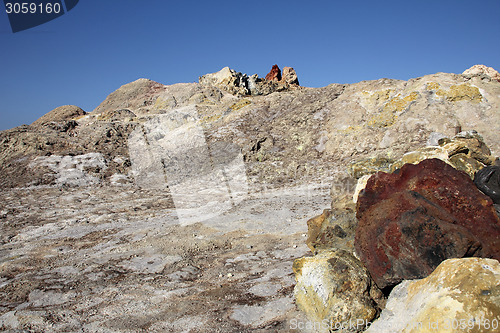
[199,66,251,95]
[282,66,299,85]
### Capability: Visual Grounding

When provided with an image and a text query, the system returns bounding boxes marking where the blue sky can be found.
[1,0,500,131]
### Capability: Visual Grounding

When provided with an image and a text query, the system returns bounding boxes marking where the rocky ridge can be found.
[0,64,500,332]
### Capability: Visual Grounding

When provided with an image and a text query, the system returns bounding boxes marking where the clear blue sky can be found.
[1,0,499,131]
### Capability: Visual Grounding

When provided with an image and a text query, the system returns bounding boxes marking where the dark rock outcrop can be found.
[355,158,500,290]
[474,165,500,204]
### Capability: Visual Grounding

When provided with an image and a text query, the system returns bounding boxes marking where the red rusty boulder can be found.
[355,158,500,290]
[265,64,282,82]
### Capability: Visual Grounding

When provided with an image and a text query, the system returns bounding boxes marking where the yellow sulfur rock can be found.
[436,84,483,103]
[229,99,251,111]
[368,91,419,128]
[367,258,500,333]
[293,250,382,333]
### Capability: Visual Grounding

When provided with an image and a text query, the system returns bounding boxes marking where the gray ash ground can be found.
[0,182,330,332]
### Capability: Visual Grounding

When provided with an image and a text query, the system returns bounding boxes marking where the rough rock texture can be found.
[0,185,326,332]
[282,67,299,86]
[463,64,500,82]
[265,64,282,82]
[366,257,500,333]
[1,66,500,331]
[199,67,251,96]
[199,66,300,96]
[350,130,496,181]
[293,249,383,333]
[2,69,500,190]
[355,158,500,290]
[474,165,500,205]
[306,195,357,253]
[31,105,86,127]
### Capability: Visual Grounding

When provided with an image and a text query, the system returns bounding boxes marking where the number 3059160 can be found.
[5,2,61,14]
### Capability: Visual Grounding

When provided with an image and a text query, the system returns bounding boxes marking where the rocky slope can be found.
[0,64,499,332]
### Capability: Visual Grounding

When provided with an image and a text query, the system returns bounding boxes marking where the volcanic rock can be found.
[463,64,500,82]
[355,158,500,290]
[265,64,282,82]
[366,257,500,333]
[293,249,383,333]
[93,78,167,115]
[474,165,500,204]
[199,66,250,96]
[282,67,299,86]
[31,105,86,127]
[306,195,357,253]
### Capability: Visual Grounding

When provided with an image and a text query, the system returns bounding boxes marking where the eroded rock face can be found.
[306,195,357,253]
[293,249,383,333]
[282,67,299,86]
[199,67,250,96]
[366,257,500,333]
[355,158,500,290]
[265,64,282,82]
[350,130,496,181]
[463,64,500,82]
[199,66,300,96]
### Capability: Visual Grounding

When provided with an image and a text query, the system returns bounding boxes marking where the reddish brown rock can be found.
[265,64,282,82]
[355,158,500,290]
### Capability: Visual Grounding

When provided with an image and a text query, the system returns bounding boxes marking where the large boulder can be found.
[293,249,383,333]
[366,257,500,333]
[355,158,500,290]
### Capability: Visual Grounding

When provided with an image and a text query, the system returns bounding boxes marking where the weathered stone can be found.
[293,249,383,333]
[265,64,281,82]
[97,109,137,121]
[32,105,86,126]
[353,175,371,203]
[445,130,495,165]
[348,156,394,179]
[463,64,500,82]
[389,146,449,172]
[306,196,357,253]
[355,158,500,289]
[282,67,299,86]
[474,166,500,204]
[199,66,250,95]
[366,257,500,333]
[449,153,485,178]
[388,130,494,178]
